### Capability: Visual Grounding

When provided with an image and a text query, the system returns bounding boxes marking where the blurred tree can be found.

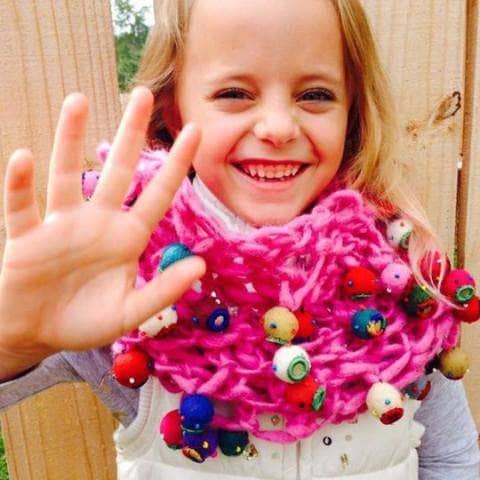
[113,0,149,92]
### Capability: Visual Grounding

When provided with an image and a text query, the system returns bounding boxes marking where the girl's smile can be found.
[172,0,351,226]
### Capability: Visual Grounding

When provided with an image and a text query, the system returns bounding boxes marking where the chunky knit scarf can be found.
[87,145,459,444]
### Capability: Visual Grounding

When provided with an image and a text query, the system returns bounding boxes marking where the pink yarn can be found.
[93,144,459,443]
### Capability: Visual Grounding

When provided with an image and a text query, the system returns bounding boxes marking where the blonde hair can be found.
[132,0,454,307]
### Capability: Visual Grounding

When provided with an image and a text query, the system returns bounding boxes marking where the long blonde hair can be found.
[132,0,454,306]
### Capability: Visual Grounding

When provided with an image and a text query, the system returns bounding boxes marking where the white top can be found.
[114,376,425,479]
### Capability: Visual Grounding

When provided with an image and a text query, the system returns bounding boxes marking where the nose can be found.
[253,101,300,147]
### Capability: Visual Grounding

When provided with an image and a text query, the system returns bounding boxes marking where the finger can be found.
[122,255,206,332]
[45,93,88,215]
[92,86,153,208]
[3,149,42,239]
[131,123,201,231]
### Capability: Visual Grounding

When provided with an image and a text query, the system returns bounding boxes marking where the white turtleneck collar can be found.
[192,176,256,234]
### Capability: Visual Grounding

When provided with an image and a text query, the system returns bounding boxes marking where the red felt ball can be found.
[294,310,316,338]
[112,349,152,388]
[160,409,183,449]
[453,296,480,323]
[342,267,379,299]
[284,377,325,411]
[420,251,451,286]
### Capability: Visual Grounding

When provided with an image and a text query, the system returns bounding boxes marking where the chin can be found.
[240,208,301,228]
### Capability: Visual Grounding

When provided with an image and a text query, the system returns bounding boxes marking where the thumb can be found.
[123,255,206,333]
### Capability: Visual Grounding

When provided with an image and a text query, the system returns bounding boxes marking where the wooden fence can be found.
[0,1,478,478]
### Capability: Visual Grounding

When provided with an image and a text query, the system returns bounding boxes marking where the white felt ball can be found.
[386,218,413,249]
[272,345,311,383]
[366,382,404,425]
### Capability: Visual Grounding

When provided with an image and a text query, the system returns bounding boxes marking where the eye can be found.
[215,88,252,100]
[298,88,334,102]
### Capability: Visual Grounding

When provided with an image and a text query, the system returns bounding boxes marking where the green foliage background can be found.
[113,0,150,92]
[0,3,149,478]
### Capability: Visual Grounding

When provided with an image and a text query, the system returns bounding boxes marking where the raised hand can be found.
[0,87,205,379]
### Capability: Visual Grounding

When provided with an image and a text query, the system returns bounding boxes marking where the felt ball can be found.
[403,379,432,401]
[218,430,249,456]
[263,306,299,344]
[386,218,413,249]
[293,310,317,340]
[81,170,100,200]
[420,250,451,286]
[351,309,386,339]
[284,377,326,411]
[402,281,438,318]
[112,349,152,388]
[159,242,193,271]
[182,428,218,463]
[138,305,178,338]
[438,348,469,380]
[159,409,183,449]
[272,345,311,383]
[380,263,412,296]
[180,394,215,432]
[440,269,476,304]
[366,382,404,425]
[342,266,379,300]
[453,295,480,323]
[206,306,230,332]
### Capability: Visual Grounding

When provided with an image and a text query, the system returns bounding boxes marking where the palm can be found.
[0,88,205,365]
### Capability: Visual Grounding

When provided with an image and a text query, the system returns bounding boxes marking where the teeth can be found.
[240,163,303,180]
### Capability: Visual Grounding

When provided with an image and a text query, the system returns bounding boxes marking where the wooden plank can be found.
[458,0,480,430]
[0,0,121,478]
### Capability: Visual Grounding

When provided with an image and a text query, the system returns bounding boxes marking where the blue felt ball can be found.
[182,428,218,463]
[351,309,386,339]
[180,394,215,432]
[159,243,192,271]
[218,430,249,456]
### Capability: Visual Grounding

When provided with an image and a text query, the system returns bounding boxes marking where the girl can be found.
[1,0,479,479]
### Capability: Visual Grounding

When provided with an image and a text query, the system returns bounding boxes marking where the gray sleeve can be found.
[0,347,139,428]
[0,352,82,410]
[415,371,480,479]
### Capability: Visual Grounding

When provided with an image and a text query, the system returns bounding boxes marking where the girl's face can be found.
[174,0,351,226]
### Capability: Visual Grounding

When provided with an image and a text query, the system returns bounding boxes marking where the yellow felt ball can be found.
[439,348,469,380]
[262,306,299,344]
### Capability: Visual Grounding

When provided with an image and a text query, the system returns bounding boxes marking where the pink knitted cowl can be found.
[89,146,459,444]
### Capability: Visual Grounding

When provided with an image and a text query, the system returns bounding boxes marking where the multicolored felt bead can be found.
[453,296,480,323]
[386,218,413,250]
[159,409,183,449]
[403,378,432,401]
[112,349,152,388]
[182,428,218,463]
[180,394,215,432]
[159,242,193,271]
[351,309,387,339]
[191,296,230,332]
[438,347,469,380]
[272,345,311,383]
[81,170,100,200]
[420,250,451,287]
[218,430,249,456]
[284,376,326,411]
[366,382,404,425]
[293,310,317,341]
[342,266,379,300]
[262,306,299,344]
[138,305,178,338]
[440,269,476,304]
[380,263,412,297]
[402,280,438,318]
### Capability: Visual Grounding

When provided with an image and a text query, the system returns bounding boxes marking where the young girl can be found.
[1,0,479,479]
